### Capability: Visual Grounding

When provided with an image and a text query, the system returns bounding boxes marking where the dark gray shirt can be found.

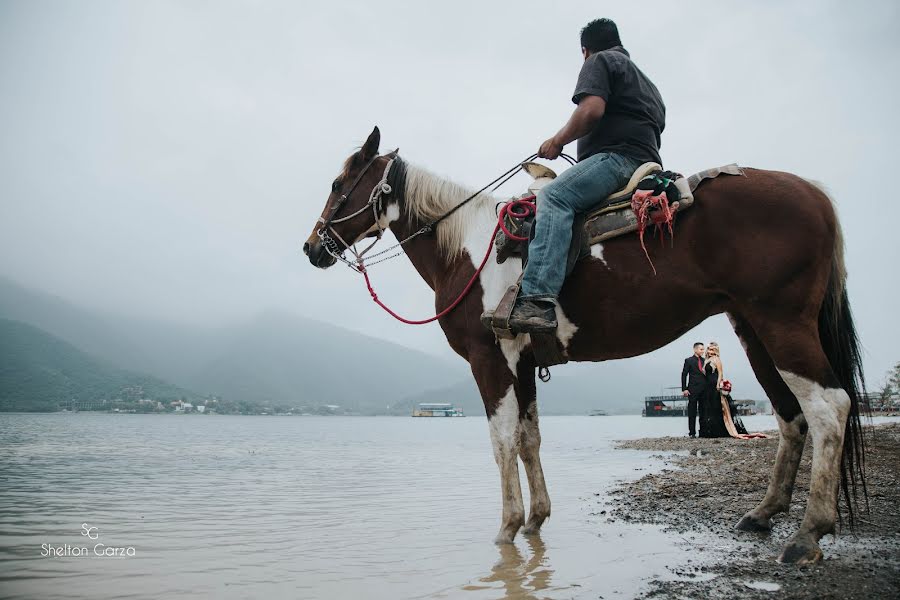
[572,46,665,165]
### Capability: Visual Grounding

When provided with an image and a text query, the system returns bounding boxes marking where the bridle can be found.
[315,149,578,271]
[316,149,401,267]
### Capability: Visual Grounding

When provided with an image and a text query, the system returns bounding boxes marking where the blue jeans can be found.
[520,152,642,300]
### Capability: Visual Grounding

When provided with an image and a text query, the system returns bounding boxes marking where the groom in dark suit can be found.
[681,342,707,437]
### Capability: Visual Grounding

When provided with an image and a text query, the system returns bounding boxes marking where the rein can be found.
[319,152,572,325]
[360,196,535,325]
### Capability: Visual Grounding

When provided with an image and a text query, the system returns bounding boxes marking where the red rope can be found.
[358,196,535,325]
[498,198,535,241]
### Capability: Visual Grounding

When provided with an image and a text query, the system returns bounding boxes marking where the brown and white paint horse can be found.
[304,127,866,565]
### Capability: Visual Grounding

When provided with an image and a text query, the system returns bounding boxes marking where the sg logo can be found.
[81,523,99,540]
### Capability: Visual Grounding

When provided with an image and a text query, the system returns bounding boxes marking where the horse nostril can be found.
[303,242,310,256]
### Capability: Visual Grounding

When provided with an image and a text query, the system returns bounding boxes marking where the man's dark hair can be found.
[693,342,704,349]
[580,18,621,53]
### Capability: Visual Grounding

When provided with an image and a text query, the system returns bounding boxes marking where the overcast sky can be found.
[1,0,898,396]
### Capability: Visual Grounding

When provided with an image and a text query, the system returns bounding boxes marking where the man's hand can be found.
[538,137,563,160]
[682,390,690,397]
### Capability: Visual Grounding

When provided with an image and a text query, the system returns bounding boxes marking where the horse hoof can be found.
[777,537,823,565]
[494,519,525,545]
[522,520,543,536]
[736,513,772,533]
[494,532,516,545]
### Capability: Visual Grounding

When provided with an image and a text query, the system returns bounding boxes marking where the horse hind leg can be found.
[749,317,851,564]
[729,314,808,533]
[516,355,551,534]
[776,366,849,564]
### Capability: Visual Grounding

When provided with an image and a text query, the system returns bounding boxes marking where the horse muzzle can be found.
[303,239,337,269]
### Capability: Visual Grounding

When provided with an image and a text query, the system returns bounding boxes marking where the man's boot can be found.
[507,298,557,334]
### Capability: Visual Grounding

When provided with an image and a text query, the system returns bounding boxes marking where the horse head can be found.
[303,126,398,269]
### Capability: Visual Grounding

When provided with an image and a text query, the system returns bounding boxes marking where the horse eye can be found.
[331,180,341,193]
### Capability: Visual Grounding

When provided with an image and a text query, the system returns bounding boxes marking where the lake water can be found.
[0,412,790,599]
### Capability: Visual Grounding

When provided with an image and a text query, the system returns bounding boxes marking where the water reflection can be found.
[463,535,554,599]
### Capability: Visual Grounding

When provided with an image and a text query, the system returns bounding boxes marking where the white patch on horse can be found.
[776,370,849,435]
[404,162,577,355]
[358,202,401,238]
[446,188,535,376]
[377,202,401,229]
[555,305,578,351]
[776,369,850,534]
[589,243,608,267]
[489,385,520,454]
[499,336,530,375]
[488,384,525,542]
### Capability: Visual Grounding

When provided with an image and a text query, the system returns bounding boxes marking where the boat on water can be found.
[588,409,608,416]
[642,395,688,417]
[412,403,465,417]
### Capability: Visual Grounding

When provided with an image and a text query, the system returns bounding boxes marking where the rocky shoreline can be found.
[608,422,900,599]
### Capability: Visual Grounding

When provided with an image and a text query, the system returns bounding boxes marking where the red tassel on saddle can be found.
[631,188,676,275]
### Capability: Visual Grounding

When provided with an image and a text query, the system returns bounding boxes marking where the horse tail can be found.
[817,194,868,526]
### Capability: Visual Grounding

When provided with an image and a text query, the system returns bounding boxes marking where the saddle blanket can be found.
[495,163,744,269]
[586,163,743,244]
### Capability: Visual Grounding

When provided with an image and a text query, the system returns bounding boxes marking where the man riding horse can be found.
[306,16,867,565]
[507,18,666,333]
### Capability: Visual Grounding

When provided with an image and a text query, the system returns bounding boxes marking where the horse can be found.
[303,126,866,565]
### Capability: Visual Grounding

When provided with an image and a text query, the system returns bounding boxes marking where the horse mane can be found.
[403,163,496,260]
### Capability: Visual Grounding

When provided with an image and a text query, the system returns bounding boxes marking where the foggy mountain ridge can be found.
[0,318,197,412]
[0,276,769,414]
[0,276,469,410]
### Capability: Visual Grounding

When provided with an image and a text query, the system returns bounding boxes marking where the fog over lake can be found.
[1,0,898,403]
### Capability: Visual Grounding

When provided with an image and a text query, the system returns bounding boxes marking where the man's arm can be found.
[681,359,690,396]
[538,95,607,159]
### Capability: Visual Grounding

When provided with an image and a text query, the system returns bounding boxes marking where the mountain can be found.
[182,310,467,412]
[0,278,468,412]
[0,277,717,416]
[0,319,196,411]
[0,276,225,384]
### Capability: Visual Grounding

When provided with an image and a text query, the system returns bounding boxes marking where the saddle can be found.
[496,162,696,268]
[489,161,743,370]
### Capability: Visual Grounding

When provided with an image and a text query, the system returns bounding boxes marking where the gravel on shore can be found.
[608,422,900,599]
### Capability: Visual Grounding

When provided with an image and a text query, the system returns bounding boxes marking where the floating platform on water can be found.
[643,395,687,417]
[412,403,465,417]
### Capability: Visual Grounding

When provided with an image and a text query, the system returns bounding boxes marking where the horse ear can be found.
[361,126,381,160]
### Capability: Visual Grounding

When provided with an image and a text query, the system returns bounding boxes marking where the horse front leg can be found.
[470,344,525,544]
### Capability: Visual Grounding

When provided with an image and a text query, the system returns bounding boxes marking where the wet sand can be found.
[609,422,900,599]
